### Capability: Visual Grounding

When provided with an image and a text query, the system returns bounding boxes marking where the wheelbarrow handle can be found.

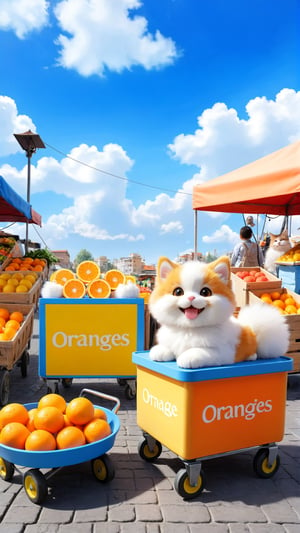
[79,388,120,414]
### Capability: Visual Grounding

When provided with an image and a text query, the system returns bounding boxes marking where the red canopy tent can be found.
[192,140,300,252]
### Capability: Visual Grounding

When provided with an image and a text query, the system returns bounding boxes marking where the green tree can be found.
[73,249,94,268]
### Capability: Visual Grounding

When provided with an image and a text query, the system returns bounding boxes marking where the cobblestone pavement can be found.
[0,313,300,532]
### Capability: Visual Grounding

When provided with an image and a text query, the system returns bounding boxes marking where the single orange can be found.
[25,429,56,451]
[34,406,65,434]
[284,297,296,307]
[63,279,86,298]
[76,261,100,283]
[285,304,298,314]
[87,279,111,299]
[26,408,38,431]
[280,293,289,302]
[66,397,94,426]
[2,328,17,341]
[0,317,6,329]
[9,311,24,323]
[93,408,107,421]
[260,295,272,304]
[83,418,111,443]
[0,403,29,427]
[272,299,285,310]
[56,426,86,449]
[270,291,281,300]
[38,393,67,414]
[5,319,20,331]
[54,269,75,286]
[0,422,30,449]
[105,269,125,290]
[16,284,29,293]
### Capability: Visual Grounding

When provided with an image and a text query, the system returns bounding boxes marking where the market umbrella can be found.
[193,140,300,216]
[0,175,41,226]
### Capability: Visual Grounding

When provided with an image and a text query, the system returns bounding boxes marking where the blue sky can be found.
[0,0,299,265]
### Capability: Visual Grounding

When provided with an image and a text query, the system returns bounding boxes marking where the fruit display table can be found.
[276,263,300,294]
[39,298,145,397]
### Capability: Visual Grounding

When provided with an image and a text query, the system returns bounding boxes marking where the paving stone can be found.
[135,503,162,522]
[0,525,25,533]
[108,504,136,522]
[2,505,40,524]
[209,503,267,523]
[160,504,210,523]
[247,525,286,532]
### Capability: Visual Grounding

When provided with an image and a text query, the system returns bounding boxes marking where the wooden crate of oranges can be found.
[1,256,48,281]
[0,270,42,308]
[248,288,300,373]
[0,303,35,370]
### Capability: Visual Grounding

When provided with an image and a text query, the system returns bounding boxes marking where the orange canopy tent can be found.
[193,140,300,216]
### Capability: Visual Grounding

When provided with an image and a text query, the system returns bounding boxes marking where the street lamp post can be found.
[13,130,45,253]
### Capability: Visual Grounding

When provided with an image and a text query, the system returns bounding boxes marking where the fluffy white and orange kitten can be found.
[149,256,289,369]
[264,230,291,275]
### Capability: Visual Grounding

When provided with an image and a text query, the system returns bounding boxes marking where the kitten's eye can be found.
[200,287,212,297]
[173,287,184,296]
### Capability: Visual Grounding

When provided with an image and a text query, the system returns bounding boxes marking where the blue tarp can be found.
[0,175,41,226]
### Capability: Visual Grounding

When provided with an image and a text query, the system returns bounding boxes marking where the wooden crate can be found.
[249,287,300,373]
[0,273,42,309]
[231,267,282,308]
[0,303,34,370]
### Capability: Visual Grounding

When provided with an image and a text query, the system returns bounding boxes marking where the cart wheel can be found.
[62,378,73,388]
[125,383,136,400]
[91,453,115,482]
[138,438,162,462]
[20,350,29,378]
[0,370,10,407]
[23,469,48,504]
[0,457,15,481]
[174,468,205,500]
[253,448,280,478]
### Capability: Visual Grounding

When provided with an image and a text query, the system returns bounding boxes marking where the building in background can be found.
[114,253,144,275]
[51,250,72,269]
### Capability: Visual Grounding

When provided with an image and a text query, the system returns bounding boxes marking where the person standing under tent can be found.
[231,226,264,267]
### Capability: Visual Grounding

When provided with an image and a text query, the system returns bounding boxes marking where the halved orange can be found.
[105,269,125,290]
[63,279,86,299]
[76,261,100,283]
[125,275,136,284]
[55,269,76,286]
[87,279,111,299]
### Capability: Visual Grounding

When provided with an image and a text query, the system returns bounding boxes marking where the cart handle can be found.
[79,388,120,414]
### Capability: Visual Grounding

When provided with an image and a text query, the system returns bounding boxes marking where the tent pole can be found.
[194,210,198,260]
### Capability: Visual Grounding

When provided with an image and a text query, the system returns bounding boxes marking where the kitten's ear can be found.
[157,257,177,281]
[210,256,231,285]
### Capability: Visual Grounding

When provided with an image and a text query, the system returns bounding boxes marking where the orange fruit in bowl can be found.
[66,397,94,426]
[38,393,67,414]
[56,426,86,449]
[0,402,29,427]
[34,406,65,434]
[25,429,56,451]
[26,408,38,431]
[76,261,100,283]
[0,422,30,449]
[83,418,111,443]
[93,408,107,421]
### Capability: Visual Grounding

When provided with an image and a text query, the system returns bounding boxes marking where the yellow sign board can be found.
[39,298,144,377]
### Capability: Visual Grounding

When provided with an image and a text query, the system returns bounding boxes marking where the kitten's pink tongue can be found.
[184,307,199,320]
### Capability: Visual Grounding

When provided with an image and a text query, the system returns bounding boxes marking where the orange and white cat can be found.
[149,256,290,368]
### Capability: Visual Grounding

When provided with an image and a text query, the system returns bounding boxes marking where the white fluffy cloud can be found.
[0,0,49,39]
[0,96,36,156]
[54,0,178,76]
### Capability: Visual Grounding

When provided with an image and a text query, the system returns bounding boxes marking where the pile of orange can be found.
[0,307,25,341]
[0,393,111,451]
[0,272,38,294]
[4,257,46,272]
[259,290,300,315]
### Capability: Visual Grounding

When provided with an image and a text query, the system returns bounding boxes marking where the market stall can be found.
[192,139,300,371]
[0,175,42,404]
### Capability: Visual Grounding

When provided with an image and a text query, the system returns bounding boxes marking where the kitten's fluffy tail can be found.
[238,303,290,358]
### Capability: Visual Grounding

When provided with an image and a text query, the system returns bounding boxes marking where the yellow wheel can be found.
[253,448,280,478]
[0,457,14,481]
[138,438,162,462]
[23,469,47,504]
[91,454,115,482]
[174,468,205,500]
